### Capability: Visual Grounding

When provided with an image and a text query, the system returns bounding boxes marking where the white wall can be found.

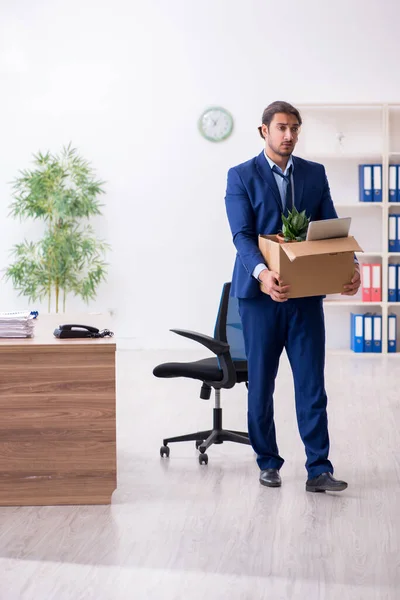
[0,0,400,348]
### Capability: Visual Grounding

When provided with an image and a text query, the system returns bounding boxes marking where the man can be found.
[225,100,360,493]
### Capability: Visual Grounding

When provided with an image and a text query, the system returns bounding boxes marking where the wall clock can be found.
[198,107,234,142]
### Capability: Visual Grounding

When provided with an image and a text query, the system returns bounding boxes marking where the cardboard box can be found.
[258,234,363,298]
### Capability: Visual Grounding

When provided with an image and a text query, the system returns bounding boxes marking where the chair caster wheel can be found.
[160,445,170,458]
[199,453,208,465]
[195,440,203,449]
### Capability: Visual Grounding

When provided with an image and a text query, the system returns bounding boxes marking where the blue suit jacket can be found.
[225,151,338,298]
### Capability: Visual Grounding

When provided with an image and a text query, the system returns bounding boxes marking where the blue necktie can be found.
[272,165,292,213]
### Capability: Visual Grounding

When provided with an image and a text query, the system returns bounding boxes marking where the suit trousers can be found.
[238,293,333,479]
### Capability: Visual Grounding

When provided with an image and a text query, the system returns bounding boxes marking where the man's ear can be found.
[261,124,269,139]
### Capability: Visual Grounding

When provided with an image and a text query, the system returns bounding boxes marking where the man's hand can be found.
[342,264,361,296]
[259,269,290,302]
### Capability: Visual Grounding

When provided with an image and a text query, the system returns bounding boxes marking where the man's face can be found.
[262,112,300,157]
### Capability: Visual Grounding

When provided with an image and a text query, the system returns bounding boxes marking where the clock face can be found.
[198,107,233,142]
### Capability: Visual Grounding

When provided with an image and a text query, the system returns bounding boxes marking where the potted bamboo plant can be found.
[277,207,310,243]
[4,144,110,313]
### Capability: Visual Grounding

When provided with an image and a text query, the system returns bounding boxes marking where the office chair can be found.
[153,282,250,465]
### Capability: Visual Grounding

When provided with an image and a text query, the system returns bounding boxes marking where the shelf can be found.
[324,300,383,307]
[288,104,399,355]
[335,203,383,209]
[298,104,384,109]
[301,154,383,161]
[326,349,397,357]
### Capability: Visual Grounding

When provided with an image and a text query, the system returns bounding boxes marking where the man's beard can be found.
[268,140,293,157]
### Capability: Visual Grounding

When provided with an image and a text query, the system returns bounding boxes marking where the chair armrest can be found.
[170,329,229,356]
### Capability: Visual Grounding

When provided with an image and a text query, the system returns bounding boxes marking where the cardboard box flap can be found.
[282,236,363,262]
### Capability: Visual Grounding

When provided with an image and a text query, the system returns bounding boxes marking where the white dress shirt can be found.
[252,152,295,280]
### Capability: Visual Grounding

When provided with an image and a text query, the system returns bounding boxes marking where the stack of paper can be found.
[0,311,36,338]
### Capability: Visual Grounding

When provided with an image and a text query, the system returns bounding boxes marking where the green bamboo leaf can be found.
[4,145,110,312]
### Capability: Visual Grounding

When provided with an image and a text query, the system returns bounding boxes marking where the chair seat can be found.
[153,357,248,384]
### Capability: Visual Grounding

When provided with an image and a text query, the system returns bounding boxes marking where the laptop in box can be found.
[306,217,352,242]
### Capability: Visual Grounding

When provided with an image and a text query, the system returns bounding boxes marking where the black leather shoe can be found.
[259,468,281,487]
[306,472,348,493]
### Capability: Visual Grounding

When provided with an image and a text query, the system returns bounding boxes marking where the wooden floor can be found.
[0,349,399,600]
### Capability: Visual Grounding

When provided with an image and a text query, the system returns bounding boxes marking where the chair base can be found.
[161,407,250,461]
[163,427,250,452]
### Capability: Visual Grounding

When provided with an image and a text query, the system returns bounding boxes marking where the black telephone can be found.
[53,324,114,339]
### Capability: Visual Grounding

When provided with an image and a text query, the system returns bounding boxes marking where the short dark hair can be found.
[258,101,302,139]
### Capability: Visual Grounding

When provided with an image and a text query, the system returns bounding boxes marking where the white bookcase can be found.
[295,103,400,355]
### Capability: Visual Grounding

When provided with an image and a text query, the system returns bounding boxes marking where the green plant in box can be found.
[280,207,310,242]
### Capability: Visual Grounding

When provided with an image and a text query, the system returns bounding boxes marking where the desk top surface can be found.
[0,313,116,353]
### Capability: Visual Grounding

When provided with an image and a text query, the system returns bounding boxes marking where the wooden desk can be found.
[0,317,116,506]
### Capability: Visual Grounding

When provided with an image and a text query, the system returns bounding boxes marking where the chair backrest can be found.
[213,282,247,361]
